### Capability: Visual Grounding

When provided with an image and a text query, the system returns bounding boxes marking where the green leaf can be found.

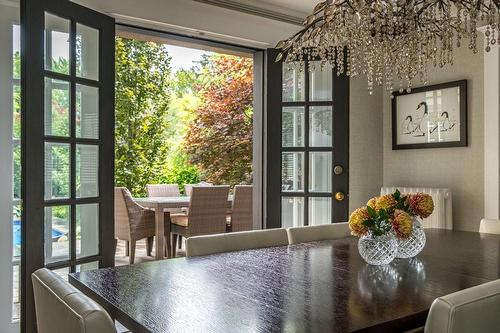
[393,189,401,200]
[362,219,374,227]
[367,205,377,218]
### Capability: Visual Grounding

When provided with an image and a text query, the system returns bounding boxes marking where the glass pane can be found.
[76,144,99,198]
[13,144,21,199]
[281,197,304,228]
[44,13,70,74]
[12,264,20,321]
[309,61,333,101]
[13,24,20,79]
[282,152,304,192]
[76,84,99,139]
[45,143,70,199]
[11,21,21,324]
[52,267,70,281]
[309,197,332,225]
[76,204,99,258]
[12,206,21,258]
[309,152,332,193]
[282,63,304,102]
[76,261,99,272]
[76,24,99,80]
[45,78,70,136]
[310,106,332,147]
[45,206,70,264]
[282,107,304,147]
[13,84,21,139]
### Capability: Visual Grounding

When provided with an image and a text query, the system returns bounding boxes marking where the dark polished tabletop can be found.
[69,229,500,333]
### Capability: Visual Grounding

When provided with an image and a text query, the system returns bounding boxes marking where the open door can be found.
[266,49,349,228]
[22,0,115,331]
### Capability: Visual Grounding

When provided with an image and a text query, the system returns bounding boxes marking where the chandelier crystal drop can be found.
[276,0,500,94]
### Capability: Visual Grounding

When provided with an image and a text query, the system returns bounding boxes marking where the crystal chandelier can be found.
[276,0,499,95]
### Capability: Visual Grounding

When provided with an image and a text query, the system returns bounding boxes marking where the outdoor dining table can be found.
[69,229,500,332]
[134,196,233,259]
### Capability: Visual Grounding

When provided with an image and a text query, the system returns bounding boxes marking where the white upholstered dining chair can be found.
[424,279,500,333]
[479,218,500,235]
[287,222,351,244]
[185,228,289,257]
[32,268,117,333]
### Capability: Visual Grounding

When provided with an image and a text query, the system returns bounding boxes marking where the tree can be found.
[184,55,253,186]
[114,37,173,196]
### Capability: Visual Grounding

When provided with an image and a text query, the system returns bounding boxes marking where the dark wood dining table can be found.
[69,229,500,333]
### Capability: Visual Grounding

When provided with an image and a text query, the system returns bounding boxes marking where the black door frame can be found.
[266,49,350,228]
[21,0,115,331]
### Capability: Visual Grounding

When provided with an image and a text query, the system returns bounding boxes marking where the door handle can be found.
[335,192,345,201]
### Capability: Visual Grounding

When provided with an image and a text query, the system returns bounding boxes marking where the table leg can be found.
[154,204,165,260]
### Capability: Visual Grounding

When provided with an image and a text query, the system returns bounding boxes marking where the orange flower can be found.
[349,207,370,237]
[406,193,434,218]
[367,197,377,209]
[367,194,397,212]
[392,209,413,239]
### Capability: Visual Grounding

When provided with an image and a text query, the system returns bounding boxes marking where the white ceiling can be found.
[239,0,316,16]
[75,0,309,48]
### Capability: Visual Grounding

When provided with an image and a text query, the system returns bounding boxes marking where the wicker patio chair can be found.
[170,186,229,257]
[115,187,171,264]
[146,184,181,197]
[229,185,253,232]
[184,182,213,196]
[147,183,185,249]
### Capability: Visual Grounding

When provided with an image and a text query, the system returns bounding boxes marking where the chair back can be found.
[187,186,229,236]
[32,268,116,333]
[424,279,500,333]
[231,185,253,232]
[479,218,500,234]
[186,228,289,257]
[185,182,213,196]
[147,184,180,197]
[114,187,130,240]
[287,222,350,244]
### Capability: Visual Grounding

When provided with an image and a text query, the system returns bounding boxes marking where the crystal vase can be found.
[396,218,426,258]
[358,232,398,265]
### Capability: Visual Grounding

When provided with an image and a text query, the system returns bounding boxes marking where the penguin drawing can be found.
[402,115,414,135]
[429,111,456,134]
[441,111,456,131]
[413,101,428,137]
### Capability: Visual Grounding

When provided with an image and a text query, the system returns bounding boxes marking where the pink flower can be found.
[406,193,434,218]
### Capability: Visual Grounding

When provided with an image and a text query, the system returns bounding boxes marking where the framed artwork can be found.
[392,80,467,150]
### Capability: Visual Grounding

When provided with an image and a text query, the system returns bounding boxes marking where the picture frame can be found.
[392,80,467,150]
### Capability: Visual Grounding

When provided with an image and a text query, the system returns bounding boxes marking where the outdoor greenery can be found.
[10,38,255,201]
[184,55,253,185]
[114,37,254,196]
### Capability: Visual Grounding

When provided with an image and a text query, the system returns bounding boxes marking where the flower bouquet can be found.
[349,189,434,265]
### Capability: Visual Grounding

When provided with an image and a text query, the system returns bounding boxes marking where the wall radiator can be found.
[380,187,453,230]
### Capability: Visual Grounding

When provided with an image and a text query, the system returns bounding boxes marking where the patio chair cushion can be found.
[171,213,189,227]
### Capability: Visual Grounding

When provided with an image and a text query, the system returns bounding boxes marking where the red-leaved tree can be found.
[184,55,253,186]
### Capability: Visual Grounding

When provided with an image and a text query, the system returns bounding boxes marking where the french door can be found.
[266,49,349,228]
[22,0,115,331]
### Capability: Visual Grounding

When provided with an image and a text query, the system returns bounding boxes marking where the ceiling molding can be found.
[192,0,304,26]
[111,13,271,49]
